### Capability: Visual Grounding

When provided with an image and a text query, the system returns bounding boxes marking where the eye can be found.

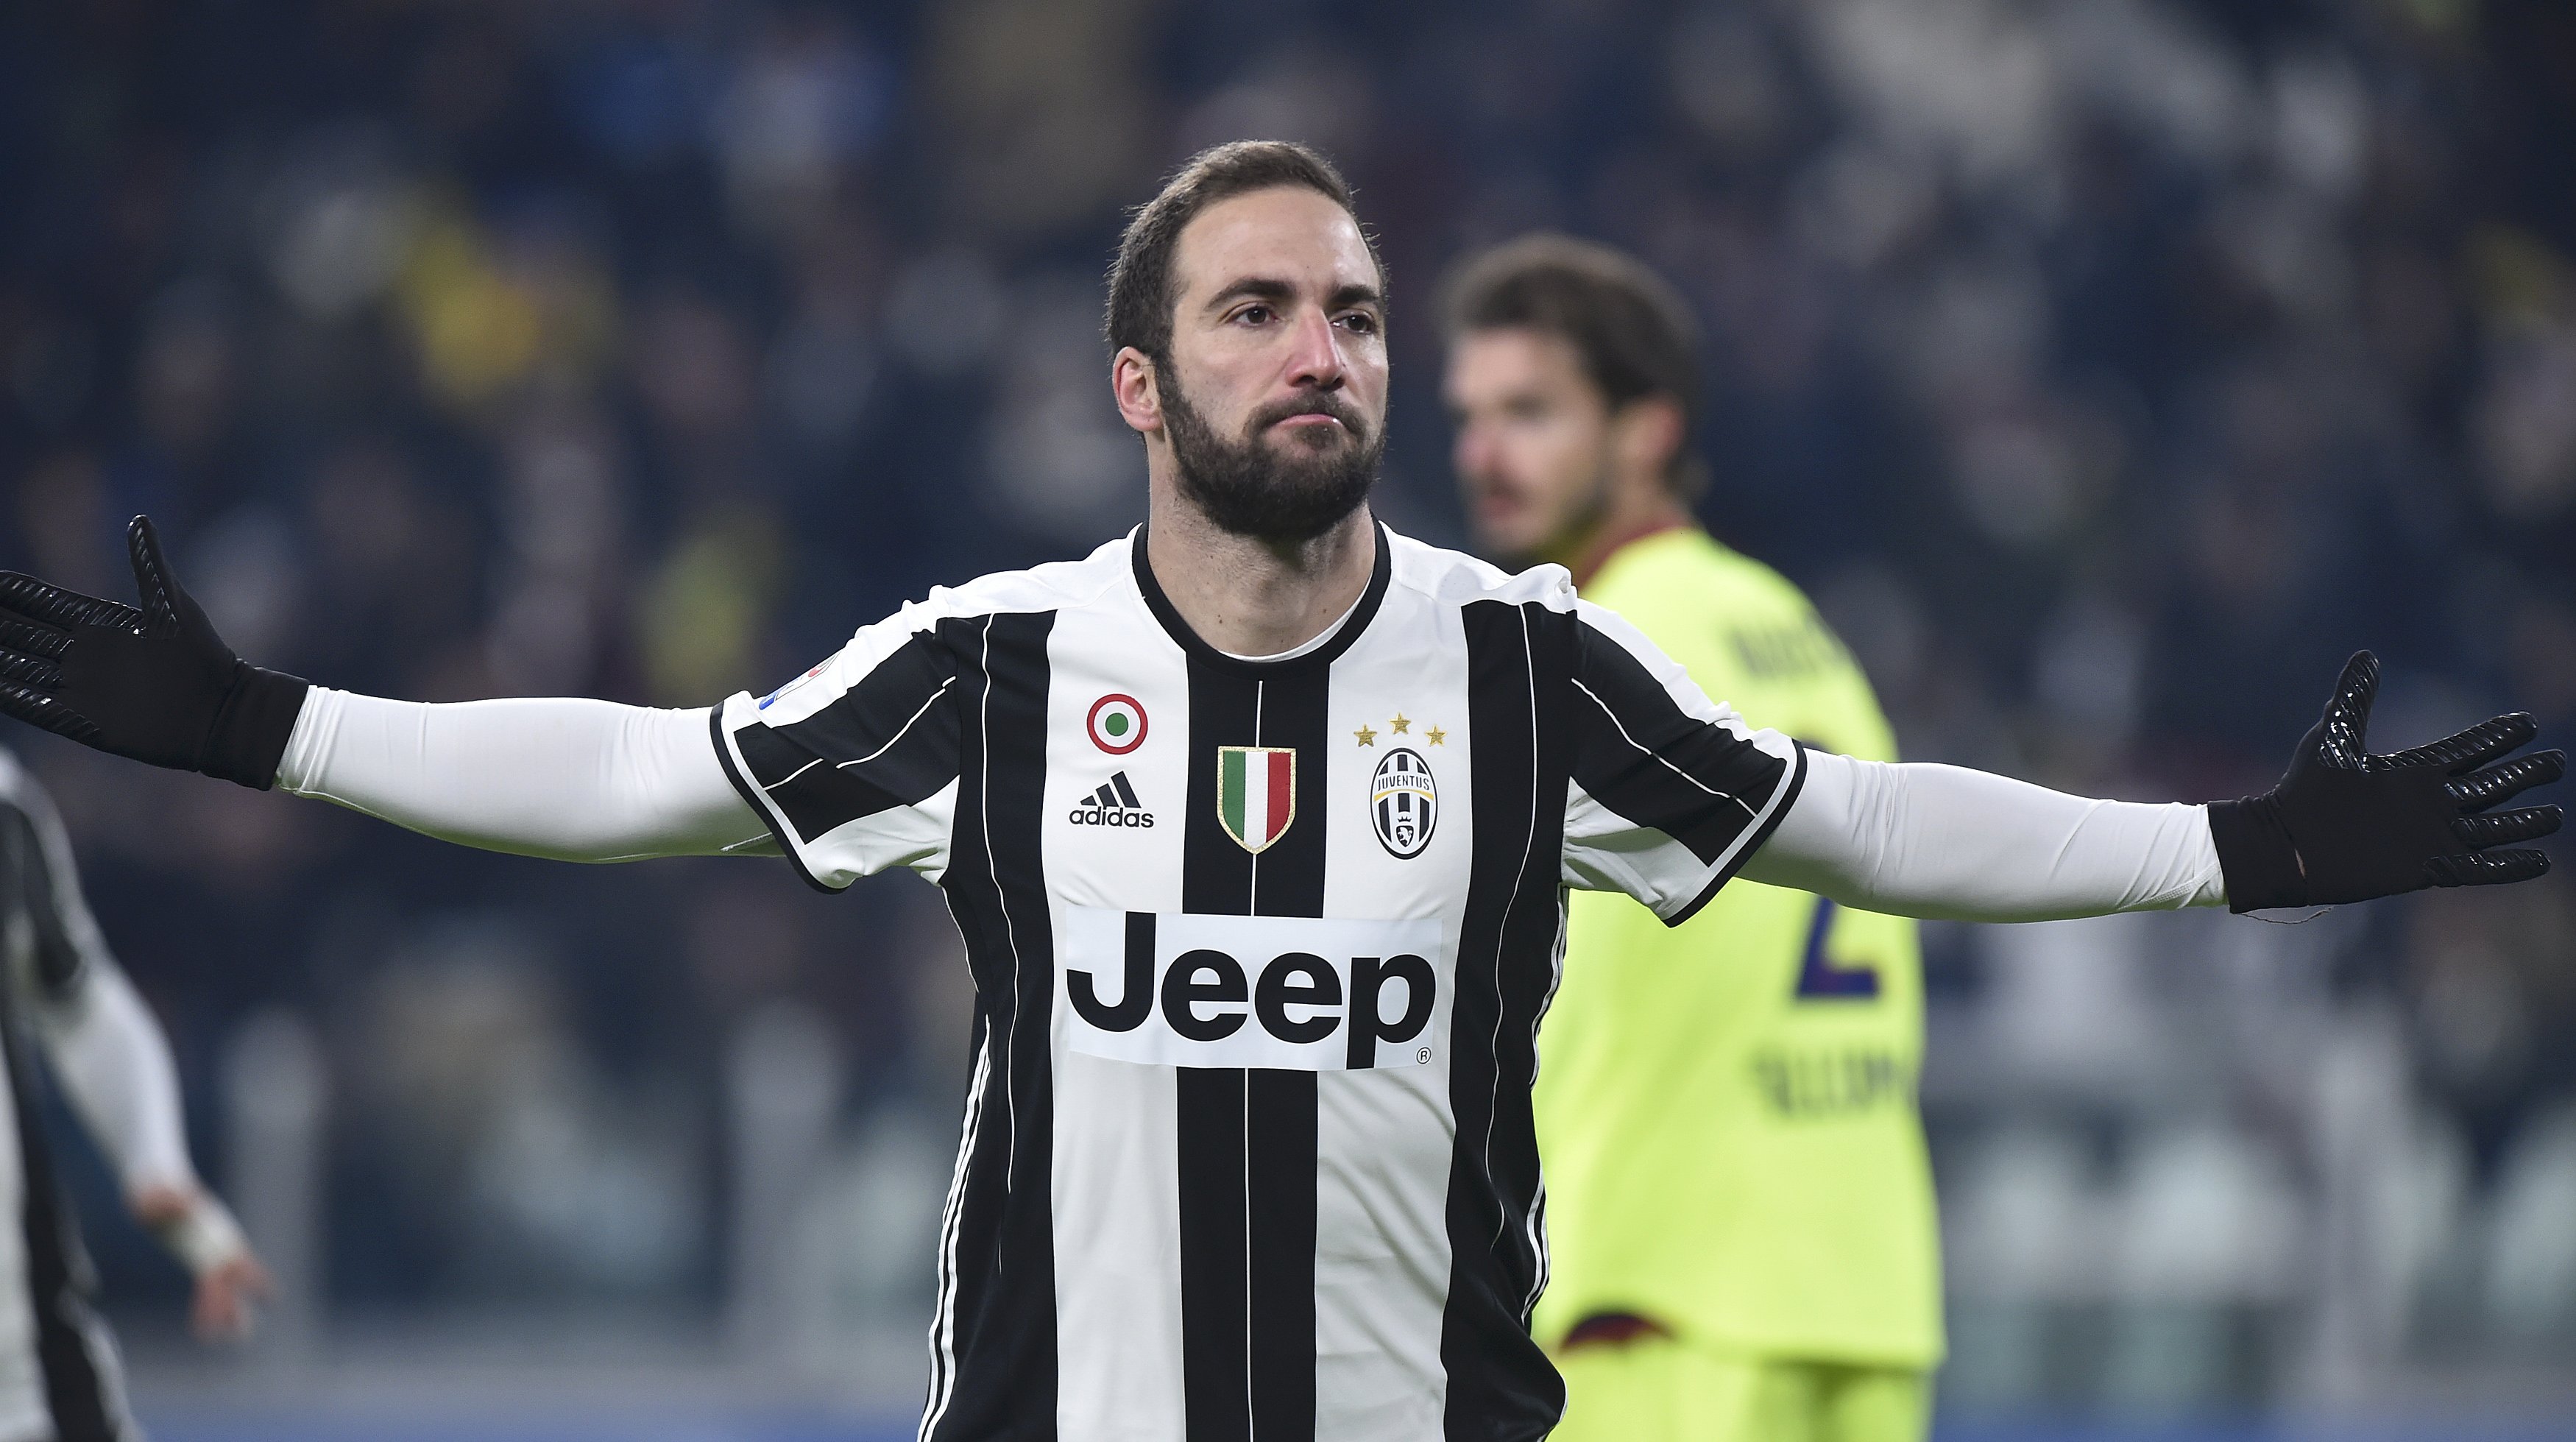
[1337,311,1380,335]
[1233,304,1274,326]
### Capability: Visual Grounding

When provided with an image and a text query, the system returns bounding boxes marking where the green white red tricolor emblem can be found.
[1217,746,1297,853]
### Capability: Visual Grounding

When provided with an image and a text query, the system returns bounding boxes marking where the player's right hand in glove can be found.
[0,516,307,790]
[2208,650,2563,913]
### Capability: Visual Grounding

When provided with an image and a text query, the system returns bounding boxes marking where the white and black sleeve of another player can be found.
[0,751,199,1198]
[1557,599,1808,924]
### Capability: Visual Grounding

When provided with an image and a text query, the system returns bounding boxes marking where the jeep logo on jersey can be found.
[1057,907,1448,1070]
[1370,747,1437,858]
[1086,694,1146,754]
[1216,746,1296,852]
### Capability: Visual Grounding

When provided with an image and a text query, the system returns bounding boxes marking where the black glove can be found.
[2208,651,2563,913]
[0,516,308,790]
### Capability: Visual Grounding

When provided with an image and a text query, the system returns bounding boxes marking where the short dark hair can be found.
[1443,234,1707,497]
[1106,140,1381,365]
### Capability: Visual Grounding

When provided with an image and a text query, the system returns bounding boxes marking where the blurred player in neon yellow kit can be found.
[1444,236,1939,1442]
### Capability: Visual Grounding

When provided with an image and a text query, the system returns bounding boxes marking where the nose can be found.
[1285,307,1347,392]
[1455,417,1499,484]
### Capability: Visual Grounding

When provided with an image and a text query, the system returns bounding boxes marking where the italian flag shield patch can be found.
[1217,746,1298,854]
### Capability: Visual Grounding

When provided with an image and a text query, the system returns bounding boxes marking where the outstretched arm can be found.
[1744,652,2562,922]
[278,689,773,862]
[1741,752,2225,920]
[0,515,772,863]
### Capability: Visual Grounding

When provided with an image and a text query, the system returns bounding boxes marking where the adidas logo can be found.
[1068,771,1156,829]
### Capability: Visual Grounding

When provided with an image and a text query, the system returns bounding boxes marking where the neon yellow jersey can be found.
[1533,528,1943,1370]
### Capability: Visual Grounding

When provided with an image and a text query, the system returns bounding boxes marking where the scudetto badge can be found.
[1217,746,1297,853]
[1370,747,1437,858]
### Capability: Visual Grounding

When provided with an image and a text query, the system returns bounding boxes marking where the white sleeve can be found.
[1739,749,2227,921]
[277,689,776,863]
[34,957,194,1195]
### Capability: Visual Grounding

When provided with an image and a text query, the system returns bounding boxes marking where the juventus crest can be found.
[1370,748,1438,858]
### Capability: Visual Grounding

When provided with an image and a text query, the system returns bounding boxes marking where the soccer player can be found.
[0,142,2558,1442]
[0,746,268,1441]
[1445,236,1933,1441]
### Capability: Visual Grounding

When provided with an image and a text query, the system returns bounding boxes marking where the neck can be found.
[1548,486,1690,590]
[1143,467,1378,658]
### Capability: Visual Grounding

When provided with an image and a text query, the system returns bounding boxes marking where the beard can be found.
[1163,375,1384,544]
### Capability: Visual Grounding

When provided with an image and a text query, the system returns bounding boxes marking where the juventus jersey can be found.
[0,755,135,1442]
[712,526,1805,1442]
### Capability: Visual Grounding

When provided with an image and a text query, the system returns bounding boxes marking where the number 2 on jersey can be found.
[1792,898,1880,1000]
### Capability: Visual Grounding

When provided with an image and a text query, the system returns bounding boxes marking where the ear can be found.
[1111,346,1163,437]
[1608,395,1685,490]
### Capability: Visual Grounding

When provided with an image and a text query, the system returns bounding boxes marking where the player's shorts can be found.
[1550,1332,1929,1442]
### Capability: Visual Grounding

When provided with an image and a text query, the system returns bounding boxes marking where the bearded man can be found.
[0,141,2558,1442]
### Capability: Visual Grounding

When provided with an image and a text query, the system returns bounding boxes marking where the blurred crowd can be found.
[1,0,2571,1410]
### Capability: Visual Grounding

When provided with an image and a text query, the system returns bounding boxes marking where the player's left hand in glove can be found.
[0,515,308,790]
[2208,650,2563,912]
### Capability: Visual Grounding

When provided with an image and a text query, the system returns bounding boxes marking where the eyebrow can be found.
[1203,276,1386,314]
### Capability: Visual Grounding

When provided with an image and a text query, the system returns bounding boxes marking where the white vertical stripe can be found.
[1048,1056,1186,1441]
[974,617,1033,1194]
[918,1028,994,1442]
[1312,1071,1454,1440]
[1521,905,1570,1324]
[1041,591,1194,1438]
[1240,1083,1255,1427]
[1249,680,1266,905]
[1314,580,1472,1440]
[1484,607,1542,1238]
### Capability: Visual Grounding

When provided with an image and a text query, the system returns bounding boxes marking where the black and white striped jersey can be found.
[712,526,1805,1442]
[0,753,137,1442]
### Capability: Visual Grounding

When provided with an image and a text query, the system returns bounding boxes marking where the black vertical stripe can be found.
[1175,651,1328,1442]
[924,610,1060,1442]
[1175,1066,1250,1442]
[1250,671,1329,918]
[1243,659,1328,1442]
[1181,666,1260,915]
[1242,1067,1317,1440]
[1440,601,1577,1440]
[1178,663,1258,1441]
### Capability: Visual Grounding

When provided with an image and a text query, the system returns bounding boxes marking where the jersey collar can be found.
[1130,520,1393,677]
[1571,515,1691,592]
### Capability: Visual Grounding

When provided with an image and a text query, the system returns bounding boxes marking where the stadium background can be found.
[1,0,2573,1438]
